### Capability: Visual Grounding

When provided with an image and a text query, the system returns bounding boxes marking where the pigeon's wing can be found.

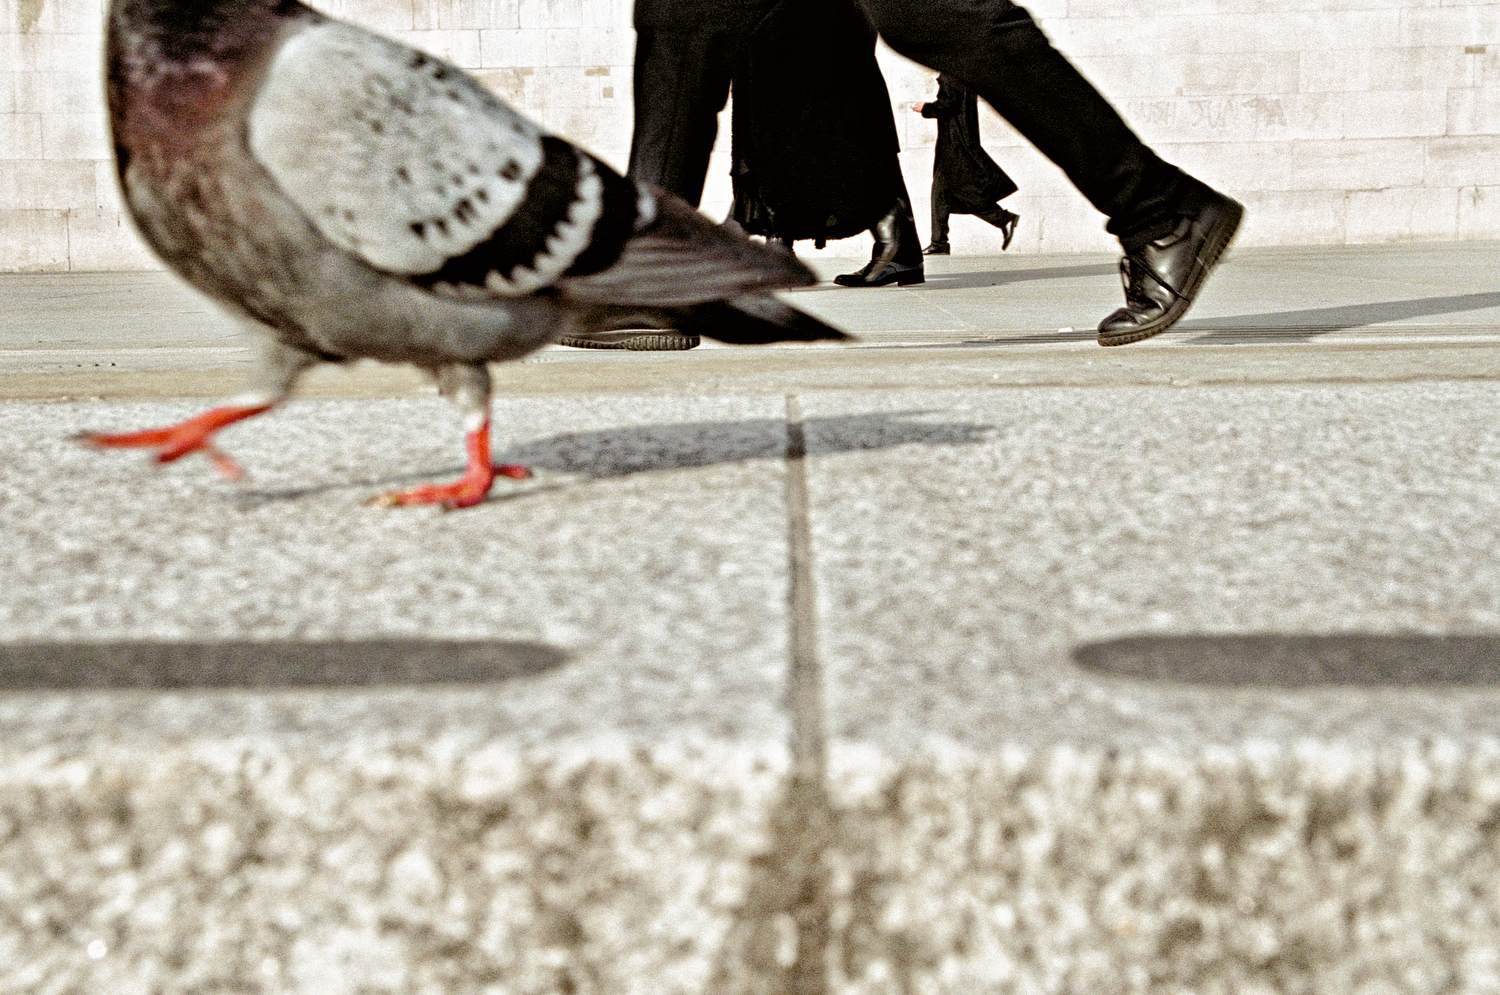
[246,19,648,296]
[248,18,819,306]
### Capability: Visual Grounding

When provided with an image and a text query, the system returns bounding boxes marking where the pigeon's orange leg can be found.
[371,418,530,509]
[83,403,274,480]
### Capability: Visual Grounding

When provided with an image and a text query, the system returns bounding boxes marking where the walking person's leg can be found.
[972,203,1019,250]
[626,25,740,207]
[854,0,1241,344]
[927,169,951,254]
[563,9,753,350]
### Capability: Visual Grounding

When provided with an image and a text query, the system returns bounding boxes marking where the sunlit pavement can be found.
[3,242,1500,992]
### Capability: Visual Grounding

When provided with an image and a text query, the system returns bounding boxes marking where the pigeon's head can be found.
[112,0,303,63]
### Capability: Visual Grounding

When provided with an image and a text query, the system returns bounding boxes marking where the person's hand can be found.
[912,101,925,112]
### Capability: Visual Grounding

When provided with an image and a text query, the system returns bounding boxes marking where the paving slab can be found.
[0,395,800,994]
[785,381,1500,992]
[1,243,1500,992]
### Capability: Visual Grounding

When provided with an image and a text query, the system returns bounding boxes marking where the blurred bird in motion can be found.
[87,0,848,508]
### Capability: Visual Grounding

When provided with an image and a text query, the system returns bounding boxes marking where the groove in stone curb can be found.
[784,395,827,786]
[708,395,835,995]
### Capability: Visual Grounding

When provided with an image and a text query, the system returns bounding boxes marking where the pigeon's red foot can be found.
[81,403,273,480]
[369,422,531,510]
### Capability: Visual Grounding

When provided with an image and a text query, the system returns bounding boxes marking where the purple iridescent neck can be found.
[109,0,303,65]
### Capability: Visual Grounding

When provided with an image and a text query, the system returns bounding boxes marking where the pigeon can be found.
[88,0,849,508]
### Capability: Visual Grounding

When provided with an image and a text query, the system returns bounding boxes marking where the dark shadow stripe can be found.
[919,262,1119,289]
[1074,634,1500,688]
[1182,291,1500,342]
[0,640,568,690]
[233,411,997,504]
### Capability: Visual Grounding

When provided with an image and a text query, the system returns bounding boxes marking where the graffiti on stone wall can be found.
[1126,97,1289,134]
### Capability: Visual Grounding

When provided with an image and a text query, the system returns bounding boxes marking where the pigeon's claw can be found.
[81,403,273,479]
[369,422,530,510]
[369,473,495,510]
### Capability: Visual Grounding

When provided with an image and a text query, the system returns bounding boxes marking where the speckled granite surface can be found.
[5,244,1500,991]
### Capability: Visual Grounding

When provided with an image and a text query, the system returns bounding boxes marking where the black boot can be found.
[925,205,950,254]
[834,200,925,287]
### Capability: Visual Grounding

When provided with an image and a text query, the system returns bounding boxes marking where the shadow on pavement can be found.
[236,410,996,504]
[501,410,996,475]
[0,639,568,690]
[1181,290,1500,343]
[920,261,1118,291]
[1073,634,1500,688]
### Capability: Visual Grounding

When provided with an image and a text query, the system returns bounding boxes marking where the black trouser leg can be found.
[930,170,950,246]
[626,27,739,206]
[853,0,1196,247]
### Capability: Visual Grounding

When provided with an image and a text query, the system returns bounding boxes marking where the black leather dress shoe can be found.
[923,242,950,255]
[1096,190,1243,347]
[996,208,1019,251]
[975,207,1020,250]
[834,260,925,287]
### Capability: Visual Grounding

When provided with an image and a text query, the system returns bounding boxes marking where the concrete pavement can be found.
[3,242,1500,992]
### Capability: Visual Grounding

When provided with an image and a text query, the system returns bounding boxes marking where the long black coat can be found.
[728,0,907,242]
[921,73,1016,213]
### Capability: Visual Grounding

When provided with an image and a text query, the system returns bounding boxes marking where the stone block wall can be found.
[0,0,1496,269]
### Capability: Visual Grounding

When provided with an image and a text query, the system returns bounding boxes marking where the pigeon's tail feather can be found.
[676,296,851,345]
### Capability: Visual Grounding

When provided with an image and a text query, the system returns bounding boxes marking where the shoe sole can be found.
[556,331,701,351]
[1097,198,1244,347]
[833,270,926,288]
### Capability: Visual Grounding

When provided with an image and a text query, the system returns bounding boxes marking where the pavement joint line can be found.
[702,394,836,995]
[784,393,827,784]
[906,291,982,334]
[782,393,834,976]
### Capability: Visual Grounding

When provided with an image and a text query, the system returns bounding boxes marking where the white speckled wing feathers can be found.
[243,17,815,310]
[247,20,546,277]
